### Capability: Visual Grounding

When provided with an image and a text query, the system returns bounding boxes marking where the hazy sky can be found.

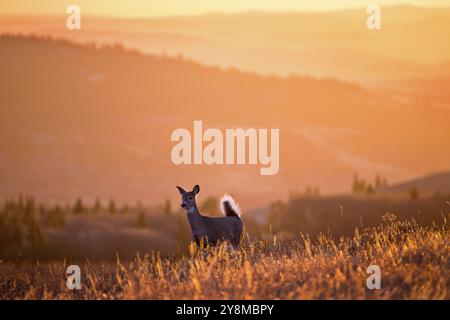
[1,0,450,17]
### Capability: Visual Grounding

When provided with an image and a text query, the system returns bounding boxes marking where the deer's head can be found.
[176,185,200,211]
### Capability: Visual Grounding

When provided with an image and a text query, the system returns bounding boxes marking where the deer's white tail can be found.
[220,194,241,218]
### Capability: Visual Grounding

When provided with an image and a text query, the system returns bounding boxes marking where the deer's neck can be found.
[187,205,203,234]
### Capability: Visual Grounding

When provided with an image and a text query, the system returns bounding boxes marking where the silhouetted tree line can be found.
[352,173,388,195]
[0,197,45,257]
[2,189,447,260]
[267,192,450,240]
[0,196,171,259]
[0,195,264,260]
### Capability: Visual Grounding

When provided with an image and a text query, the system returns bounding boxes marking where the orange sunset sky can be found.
[1,0,450,17]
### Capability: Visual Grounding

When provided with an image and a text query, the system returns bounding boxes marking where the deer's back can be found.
[199,215,243,245]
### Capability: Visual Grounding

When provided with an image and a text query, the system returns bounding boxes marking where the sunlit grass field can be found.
[1,215,448,299]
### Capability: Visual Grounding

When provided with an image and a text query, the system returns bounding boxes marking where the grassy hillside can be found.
[1,217,448,299]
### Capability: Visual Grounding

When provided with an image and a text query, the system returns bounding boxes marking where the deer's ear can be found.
[176,186,186,195]
[192,185,200,195]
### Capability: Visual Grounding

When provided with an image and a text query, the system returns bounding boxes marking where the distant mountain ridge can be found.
[1,5,450,82]
[380,171,450,194]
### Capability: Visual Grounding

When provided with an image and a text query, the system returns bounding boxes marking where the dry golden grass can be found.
[1,217,448,300]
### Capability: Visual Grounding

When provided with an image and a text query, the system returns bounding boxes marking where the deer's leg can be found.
[194,235,201,247]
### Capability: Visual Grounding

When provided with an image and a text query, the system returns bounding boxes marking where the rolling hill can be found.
[1,35,450,208]
[379,171,450,195]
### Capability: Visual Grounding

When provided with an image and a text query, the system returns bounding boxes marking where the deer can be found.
[176,185,243,248]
